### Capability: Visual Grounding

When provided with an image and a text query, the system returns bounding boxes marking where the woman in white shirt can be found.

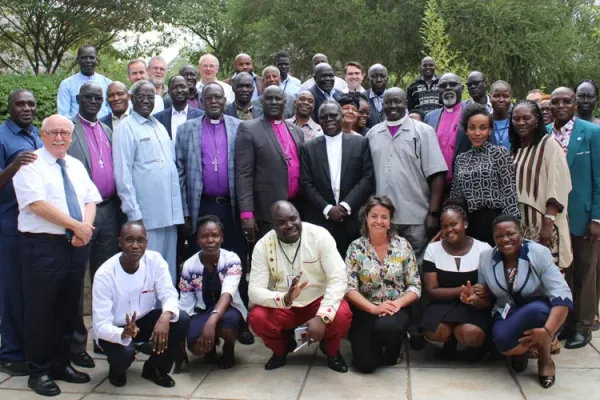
[179,215,247,369]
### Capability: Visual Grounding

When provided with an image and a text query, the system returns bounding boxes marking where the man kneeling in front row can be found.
[92,221,189,387]
[248,201,352,372]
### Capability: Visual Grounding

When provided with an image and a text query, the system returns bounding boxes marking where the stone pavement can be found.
[1,321,599,400]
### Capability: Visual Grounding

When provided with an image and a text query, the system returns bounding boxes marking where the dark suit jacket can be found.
[308,85,343,121]
[153,106,204,139]
[99,113,113,131]
[300,134,374,254]
[224,102,263,119]
[235,117,305,222]
[365,90,386,128]
[68,116,113,179]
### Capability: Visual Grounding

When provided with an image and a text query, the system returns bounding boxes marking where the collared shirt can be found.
[113,111,183,229]
[367,118,448,224]
[325,133,343,204]
[249,222,348,321]
[451,141,521,218]
[179,249,247,319]
[235,103,254,121]
[57,72,112,119]
[286,116,323,141]
[369,90,385,113]
[92,250,180,345]
[201,118,229,197]
[343,86,366,94]
[231,72,261,101]
[552,118,575,152]
[153,94,165,114]
[196,80,235,104]
[406,75,442,115]
[437,104,463,184]
[280,75,302,96]
[271,120,300,199]
[79,115,116,199]
[493,118,511,150]
[171,105,188,143]
[112,109,130,131]
[299,76,348,93]
[0,119,42,228]
[13,147,101,234]
[346,235,422,303]
[316,85,337,101]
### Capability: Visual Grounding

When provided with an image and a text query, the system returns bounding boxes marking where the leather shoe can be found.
[51,365,91,384]
[70,352,95,368]
[265,354,287,370]
[28,375,61,397]
[142,362,175,388]
[326,351,348,373]
[238,330,255,345]
[0,360,28,376]
[109,370,127,387]
[409,333,427,350]
[565,330,591,349]
[93,342,104,355]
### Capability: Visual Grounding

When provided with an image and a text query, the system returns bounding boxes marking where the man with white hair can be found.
[126,59,164,114]
[196,54,235,104]
[13,114,102,396]
[148,56,168,97]
[252,66,295,118]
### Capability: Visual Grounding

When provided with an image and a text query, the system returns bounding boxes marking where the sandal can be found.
[538,360,555,389]
[510,354,528,373]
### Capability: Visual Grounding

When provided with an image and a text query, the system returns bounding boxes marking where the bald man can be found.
[299,53,348,92]
[406,56,442,115]
[100,81,130,131]
[308,63,343,121]
[223,54,264,101]
[196,54,235,105]
[14,114,101,396]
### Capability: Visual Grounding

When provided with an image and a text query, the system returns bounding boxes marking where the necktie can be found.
[56,158,82,238]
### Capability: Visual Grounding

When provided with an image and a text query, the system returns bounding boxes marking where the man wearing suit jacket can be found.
[308,63,343,122]
[224,72,263,120]
[424,73,471,192]
[153,75,204,141]
[547,87,600,349]
[99,81,130,131]
[69,82,121,364]
[236,86,305,243]
[256,66,296,119]
[365,64,388,129]
[300,101,374,256]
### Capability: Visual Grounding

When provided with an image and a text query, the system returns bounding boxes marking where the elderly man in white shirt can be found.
[92,221,189,388]
[13,114,101,397]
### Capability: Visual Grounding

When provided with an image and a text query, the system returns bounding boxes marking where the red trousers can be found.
[249,297,352,357]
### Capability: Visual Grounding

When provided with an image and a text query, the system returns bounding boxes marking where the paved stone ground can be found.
[1,320,598,399]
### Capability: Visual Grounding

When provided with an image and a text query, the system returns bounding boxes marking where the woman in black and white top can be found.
[450,102,520,246]
[421,198,492,360]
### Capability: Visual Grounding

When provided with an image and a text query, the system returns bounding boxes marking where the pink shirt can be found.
[388,125,401,137]
[436,104,462,184]
[240,120,301,220]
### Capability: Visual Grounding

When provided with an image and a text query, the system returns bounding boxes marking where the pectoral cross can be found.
[212,157,219,172]
[98,159,104,168]
[285,155,292,164]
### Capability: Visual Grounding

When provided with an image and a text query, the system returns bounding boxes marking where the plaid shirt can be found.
[407,75,442,114]
[369,90,384,113]
[286,116,323,141]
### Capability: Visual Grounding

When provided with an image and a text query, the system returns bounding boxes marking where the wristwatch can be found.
[544,214,556,222]
[319,315,332,325]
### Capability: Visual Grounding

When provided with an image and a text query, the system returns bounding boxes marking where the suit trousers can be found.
[98,309,190,376]
[0,231,25,362]
[72,198,121,353]
[249,297,352,357]
[20,233,88,378]
[566,235,598,332]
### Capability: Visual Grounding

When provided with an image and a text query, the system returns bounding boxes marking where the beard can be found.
[150,76,165,87]
[443,92,458,107]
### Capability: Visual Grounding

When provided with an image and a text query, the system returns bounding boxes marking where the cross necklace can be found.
[87,124,105,168]
[208,126,225,172]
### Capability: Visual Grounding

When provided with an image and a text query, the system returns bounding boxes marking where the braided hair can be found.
[507,100,547,155]
[442,197,469,223]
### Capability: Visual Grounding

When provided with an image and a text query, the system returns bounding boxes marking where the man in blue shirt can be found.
[275,51,301,96]
[0,89,43,376]
[57,45,112,119]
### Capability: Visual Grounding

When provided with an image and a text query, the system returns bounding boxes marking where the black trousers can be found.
[20,233,88,378]
[72,198,121,353]
[98,309,190,376]
[349,306,410,374]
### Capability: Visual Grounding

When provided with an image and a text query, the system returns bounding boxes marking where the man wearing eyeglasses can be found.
[548,87,600,350]
[13,114,102,397]
[196,54,235,105]
[466,71,492,114]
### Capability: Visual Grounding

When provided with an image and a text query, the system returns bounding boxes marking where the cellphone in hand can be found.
[294,326,308,343]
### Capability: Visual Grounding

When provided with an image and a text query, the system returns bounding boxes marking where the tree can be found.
[0,0,157,75]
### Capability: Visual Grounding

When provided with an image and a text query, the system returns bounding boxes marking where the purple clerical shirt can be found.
[272,120,300,198]
[79,116,116,199]
[201,118,230,197]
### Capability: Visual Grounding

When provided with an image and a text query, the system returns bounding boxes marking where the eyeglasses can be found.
[550,98,574,106]
[438,82,461,89]
[44,130,72,138]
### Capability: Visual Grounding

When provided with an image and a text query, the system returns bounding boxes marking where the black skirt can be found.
[421,300,492,332]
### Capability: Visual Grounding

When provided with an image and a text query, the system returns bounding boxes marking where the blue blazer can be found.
[308,85,343,121]
[99,113,113,131]
[175,115,241,233]
[154,106,204,139]
[546,118,600,236]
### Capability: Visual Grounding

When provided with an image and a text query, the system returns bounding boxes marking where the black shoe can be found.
[238,330,255,345]
[565,330,592,349]
[409,333,427,351]
[0,360,28,376]
[265,354,287,370]
[326,351,348,373]
[141,362,175,388]
[108,370,127,387]
[93,342,105,355]
[440,338,458,360]
[538,360,556,389]
[70,352,95,368]
[28,375,61,397]
[51,365,91,384]
[557,327,573,341]
[510,354,528,373]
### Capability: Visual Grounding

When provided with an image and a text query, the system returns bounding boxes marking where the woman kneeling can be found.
[476,215,572,389]
[179,215,248,369]
[421,199,493,360]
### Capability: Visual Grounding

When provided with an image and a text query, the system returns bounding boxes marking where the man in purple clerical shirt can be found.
[69,82,121,361]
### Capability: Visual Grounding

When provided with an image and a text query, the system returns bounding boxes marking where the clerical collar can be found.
[325,132,343,139]
[78,114,97,127]
[210,118,223,125]
[386,118,404,127]
[272,120,283,125]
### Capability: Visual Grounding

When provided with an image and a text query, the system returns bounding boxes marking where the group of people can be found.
[0,45,598,397]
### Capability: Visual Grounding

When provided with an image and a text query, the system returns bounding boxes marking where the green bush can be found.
[0,74,67,127]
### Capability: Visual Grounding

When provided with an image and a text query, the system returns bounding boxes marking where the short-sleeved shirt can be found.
[366,118,448,224]
[0,119,42,232]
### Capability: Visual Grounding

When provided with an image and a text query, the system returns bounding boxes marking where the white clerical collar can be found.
[385,117,405,127]
[172,105,188,116]
[273,119,283,125]
[210,118,222,125]
[324,132,343,142]
[78,114,97,127]
[444,106,457,113]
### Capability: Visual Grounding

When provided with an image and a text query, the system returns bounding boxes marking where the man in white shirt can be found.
[343,62,366,93]
[13,114,101,397]
[196,53,235,105]
[248,201,351,373]
[93,221,189,388]
[299,53,348,93]
[126,59,164,114]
